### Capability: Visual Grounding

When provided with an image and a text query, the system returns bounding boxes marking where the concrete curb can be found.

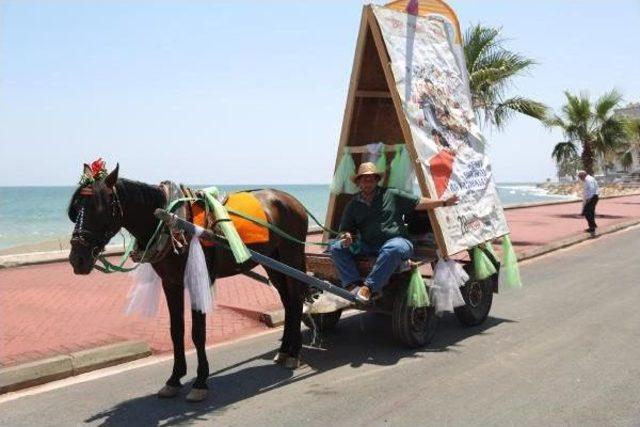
[0,340,151,394]
[503,190,640,210]
[515,218,640,262]
[0,244,124,270]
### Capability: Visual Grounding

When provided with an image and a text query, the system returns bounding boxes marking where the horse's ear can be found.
[105,163,119,188]
[82,163,92,180]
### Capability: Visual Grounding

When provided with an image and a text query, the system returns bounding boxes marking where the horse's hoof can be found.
[158,384,181,398]
[186,388,208,402]
[284,356,303,369]
[273,352,288,364]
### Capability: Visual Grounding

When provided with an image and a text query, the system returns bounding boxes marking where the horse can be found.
[68,164,309,402]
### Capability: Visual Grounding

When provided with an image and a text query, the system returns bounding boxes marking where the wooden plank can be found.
[347,144,402,154]
[365,6,449,257]
[355,90,391,98]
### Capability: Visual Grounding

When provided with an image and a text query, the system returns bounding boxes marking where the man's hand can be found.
[442,194,459,207]
[340,232,353,248]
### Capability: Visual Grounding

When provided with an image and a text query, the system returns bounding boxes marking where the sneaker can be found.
[355,286,372,303]
[585,228,595,233]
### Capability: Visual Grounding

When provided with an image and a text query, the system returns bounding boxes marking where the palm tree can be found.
[620,119,640,171]
[547,90,629,176]
[464,24,548,129]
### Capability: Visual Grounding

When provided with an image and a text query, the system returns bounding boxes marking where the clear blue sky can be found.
[1,0,639,186]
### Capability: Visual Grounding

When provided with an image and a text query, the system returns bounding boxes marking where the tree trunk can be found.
[581,142,595,176]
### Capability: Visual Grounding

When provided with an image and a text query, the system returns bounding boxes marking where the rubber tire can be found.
[454,274,495,326]
[302,310,342,333]
[392,282,438,348]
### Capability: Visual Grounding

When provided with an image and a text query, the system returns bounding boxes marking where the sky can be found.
[1,0,639,186]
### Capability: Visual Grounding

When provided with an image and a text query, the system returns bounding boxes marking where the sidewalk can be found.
[1,194,639,374]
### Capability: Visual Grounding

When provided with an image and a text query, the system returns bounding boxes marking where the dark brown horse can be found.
[68,165,309,401]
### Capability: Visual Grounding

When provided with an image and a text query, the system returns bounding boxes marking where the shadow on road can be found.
[85,312,511,426]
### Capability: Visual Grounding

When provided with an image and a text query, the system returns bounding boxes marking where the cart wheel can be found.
[454,273,496,326]
[302,310,342,333]
[392,281,438,348]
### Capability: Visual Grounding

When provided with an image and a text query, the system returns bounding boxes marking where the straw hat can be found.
[351,162,384,183]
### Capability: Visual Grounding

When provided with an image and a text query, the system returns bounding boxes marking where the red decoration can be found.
[429,150,455,198]
[90,158,106,178]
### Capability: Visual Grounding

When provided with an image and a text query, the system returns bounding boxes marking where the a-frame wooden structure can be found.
[322,0,463,257]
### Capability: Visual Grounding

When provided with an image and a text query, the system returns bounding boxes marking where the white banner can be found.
[372,6,509,255]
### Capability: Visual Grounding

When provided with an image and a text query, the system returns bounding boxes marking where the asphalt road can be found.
[2,227,640,427]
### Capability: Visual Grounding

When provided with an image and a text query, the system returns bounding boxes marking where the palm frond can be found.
[494,97,548,128]
[551,141,579,163]
[594,89,623,121]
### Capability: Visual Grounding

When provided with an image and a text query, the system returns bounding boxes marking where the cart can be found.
[303,0,506,347]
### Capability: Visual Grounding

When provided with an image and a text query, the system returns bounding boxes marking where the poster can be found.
[372,6,510,255]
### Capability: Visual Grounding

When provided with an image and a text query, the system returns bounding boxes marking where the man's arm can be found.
[415,194,459,211]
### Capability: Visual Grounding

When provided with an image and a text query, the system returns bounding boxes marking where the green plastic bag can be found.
[500,234,522,289]
[407,267,430,308]
[375,146,388,187]
[330,148,358,195]
[388,145,413,192]
[473,246,497,281]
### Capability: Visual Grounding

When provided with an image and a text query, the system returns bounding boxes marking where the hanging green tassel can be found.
[330,148,358,195]
[375,145,388,187]
[473,246,496,281]
[388,145,413,192]
[500,234,522,289]
[202,188,251,264]
[407,267,430,308]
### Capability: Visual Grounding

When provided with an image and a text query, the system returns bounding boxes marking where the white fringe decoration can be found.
[184,235,213,314]
[126,263,162,317]
[431,258,467,314]
[304,289,352,314]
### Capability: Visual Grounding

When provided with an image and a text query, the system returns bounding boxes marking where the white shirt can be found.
[583,175,599,200]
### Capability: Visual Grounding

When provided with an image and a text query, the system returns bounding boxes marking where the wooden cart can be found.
[304,0,500,347]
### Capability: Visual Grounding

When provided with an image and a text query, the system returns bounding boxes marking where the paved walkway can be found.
[1,194,639,368]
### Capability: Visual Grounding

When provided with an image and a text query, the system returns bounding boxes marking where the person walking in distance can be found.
[578,170,599,234]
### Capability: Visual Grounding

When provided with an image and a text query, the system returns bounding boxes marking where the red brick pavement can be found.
[1,194,639,368]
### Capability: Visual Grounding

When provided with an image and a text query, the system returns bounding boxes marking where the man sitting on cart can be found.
[330,162,458,303]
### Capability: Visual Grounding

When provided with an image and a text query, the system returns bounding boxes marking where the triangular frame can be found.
[322,4,448,256]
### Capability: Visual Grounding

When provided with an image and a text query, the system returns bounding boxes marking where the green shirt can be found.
[339,187,420,248]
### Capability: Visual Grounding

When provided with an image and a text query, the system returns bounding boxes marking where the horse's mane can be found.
[116,178,165,210]
[67,178,165,222]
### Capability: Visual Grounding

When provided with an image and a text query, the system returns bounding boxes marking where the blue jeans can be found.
[329,237,414,293]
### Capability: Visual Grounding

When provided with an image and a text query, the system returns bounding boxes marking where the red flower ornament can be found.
[90,158,106,178]
[79,158,108,186]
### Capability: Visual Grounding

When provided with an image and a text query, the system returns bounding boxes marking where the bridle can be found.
[70,186,124,262]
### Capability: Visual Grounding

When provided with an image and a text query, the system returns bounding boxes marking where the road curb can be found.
[0,341,150,394]
[516,218,640,262]
[0,245,124,270]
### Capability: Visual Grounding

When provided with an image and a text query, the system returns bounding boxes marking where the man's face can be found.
[357,174,379,194]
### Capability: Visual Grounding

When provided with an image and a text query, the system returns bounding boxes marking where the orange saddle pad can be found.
[191,191,269,246]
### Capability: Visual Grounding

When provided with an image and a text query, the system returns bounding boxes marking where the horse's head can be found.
[68,163,122,274]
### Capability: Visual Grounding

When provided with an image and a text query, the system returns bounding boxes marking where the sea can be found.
[0,184,573,251]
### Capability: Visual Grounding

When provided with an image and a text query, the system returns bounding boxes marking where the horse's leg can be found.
[264,265,291,365]
[277,244,307,369]
[158,281,187,398]
[185,307,210,402]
